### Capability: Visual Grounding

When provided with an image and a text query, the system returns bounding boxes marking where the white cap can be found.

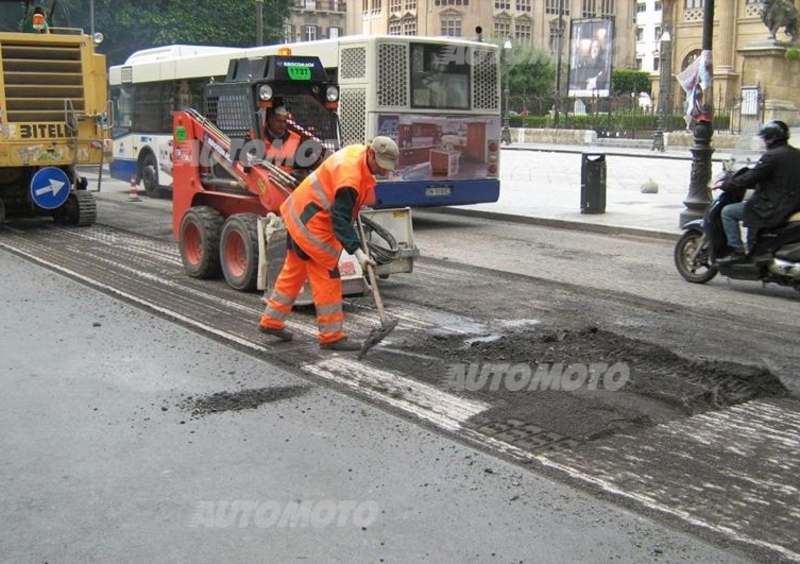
[272,106,289,116]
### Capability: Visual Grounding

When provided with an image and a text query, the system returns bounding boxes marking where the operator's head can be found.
[266,106,289,136]
[367,136,399,175]
[759,120,790,149]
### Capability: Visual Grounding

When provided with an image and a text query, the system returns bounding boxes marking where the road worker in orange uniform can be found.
[263,106,302,174]
[258,136,400,351]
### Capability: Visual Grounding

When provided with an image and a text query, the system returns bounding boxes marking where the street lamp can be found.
[553,0,565,129]
[680,0,714,227]
[501,38,512,145]
[652,29,671,152]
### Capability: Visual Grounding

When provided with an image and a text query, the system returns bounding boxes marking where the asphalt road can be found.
[3,171,800,562]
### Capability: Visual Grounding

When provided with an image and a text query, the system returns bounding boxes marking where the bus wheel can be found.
[220,213,259,291]
[53,191,97,227]
[139,150,162,198]
[180,206,224,279]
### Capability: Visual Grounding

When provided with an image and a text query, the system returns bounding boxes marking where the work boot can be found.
[258,325,294,342]
[716,249,747,265]
[320,336,362,351]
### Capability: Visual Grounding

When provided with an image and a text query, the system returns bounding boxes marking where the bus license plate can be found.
[426,186,452,197]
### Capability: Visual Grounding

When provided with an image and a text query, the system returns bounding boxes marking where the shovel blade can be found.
[358,318,398,360]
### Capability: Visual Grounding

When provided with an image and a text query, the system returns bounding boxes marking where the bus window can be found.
[410,43,470,110]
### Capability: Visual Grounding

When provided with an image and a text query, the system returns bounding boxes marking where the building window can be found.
[495,0,510,9]
[390,0,402,11]
[284,23,294,43]
[373,0,382,13]
[599,0,614,16]
[494,18,511,39]
[405,0,416,9]
[441,14,462,36]
[362,0,368,14]
[653,57,660,71]
[305,25,317,41]
[389,19,402,34]
[545,0,570,15]
[436,0,470,4]
[654,1,662,10]
[685,0,703,8]
[402,15,417,34]
[300,0,316,9]
[636,26,643,41]
[654,26,662,40]
[636,58,642,70]
[548,23,561,54]
[329,26,340,38]
[516,0,531,11]
[582,0,595,17]
[515,21,531,44]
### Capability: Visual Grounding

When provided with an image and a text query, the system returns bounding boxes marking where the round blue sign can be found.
[30,167,71,210]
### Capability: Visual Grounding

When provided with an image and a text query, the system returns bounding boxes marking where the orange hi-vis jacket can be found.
[280,144,376,270]
[266,130,302,172]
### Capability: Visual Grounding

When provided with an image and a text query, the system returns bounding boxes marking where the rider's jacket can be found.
[728,142,800,230]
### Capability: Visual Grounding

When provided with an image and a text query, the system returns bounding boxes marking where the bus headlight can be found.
[326,86,339,102]
[93,32,104,45]
[258,85,273,101]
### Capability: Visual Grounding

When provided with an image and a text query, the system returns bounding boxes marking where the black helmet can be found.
[758,120,790,147]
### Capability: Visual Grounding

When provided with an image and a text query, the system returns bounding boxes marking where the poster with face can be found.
[568,18,615,98]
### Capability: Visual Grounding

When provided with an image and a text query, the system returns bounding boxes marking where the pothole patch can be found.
[181,385,310,417]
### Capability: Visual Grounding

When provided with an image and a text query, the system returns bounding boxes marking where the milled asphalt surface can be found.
[0,142,761,563]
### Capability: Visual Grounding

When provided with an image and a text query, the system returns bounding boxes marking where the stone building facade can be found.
[658,0,800,126]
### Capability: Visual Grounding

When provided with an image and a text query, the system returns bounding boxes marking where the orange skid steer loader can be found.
[171,53,416,299]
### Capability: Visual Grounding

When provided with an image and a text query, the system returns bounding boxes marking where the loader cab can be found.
[203,54,342,170]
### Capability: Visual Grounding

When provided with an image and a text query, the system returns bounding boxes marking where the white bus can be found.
[109,35,502,207]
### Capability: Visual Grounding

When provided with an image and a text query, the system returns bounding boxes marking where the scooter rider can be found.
[717,120,800,264]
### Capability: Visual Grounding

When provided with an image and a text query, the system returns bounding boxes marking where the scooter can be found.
[674,158,800,292]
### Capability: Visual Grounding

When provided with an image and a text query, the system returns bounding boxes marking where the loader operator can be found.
[257,136,400,351]
[263,106,304,178]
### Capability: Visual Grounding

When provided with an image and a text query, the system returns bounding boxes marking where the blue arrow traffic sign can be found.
[30,167,71,210]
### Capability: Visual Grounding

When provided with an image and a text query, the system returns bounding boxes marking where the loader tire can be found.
[180,206,224,279]
[220,213,259,291]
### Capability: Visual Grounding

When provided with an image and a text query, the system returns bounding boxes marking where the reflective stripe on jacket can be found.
[280,144,376,269]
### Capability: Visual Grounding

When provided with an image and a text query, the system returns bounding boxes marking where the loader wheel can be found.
[220,213,259,291]
[52,191,97,227]
[180,206,224,279]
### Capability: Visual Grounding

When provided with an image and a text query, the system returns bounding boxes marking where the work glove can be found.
[354,248,376,271]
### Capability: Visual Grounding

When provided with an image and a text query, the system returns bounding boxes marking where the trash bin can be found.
[580,153,606,214]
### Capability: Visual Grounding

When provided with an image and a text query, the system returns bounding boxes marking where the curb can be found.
[431,207,681,242]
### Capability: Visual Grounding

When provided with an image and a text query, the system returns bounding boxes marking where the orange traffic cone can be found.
[129,175,141,202]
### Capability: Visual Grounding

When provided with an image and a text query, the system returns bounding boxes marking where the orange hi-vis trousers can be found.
[259,248,345,345]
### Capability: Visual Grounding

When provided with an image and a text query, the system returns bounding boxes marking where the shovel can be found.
[357,217,398,359]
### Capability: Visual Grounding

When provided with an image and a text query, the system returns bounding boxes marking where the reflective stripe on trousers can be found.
[259,247,345,344]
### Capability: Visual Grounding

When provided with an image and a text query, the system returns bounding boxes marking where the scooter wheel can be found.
[674,230,718,284]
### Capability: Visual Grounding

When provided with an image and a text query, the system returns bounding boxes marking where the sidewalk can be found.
[442,140,760,240]
[442,129,800,240]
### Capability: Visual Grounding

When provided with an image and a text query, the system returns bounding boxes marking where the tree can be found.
[500,43,556,112]
[0,0,293,66]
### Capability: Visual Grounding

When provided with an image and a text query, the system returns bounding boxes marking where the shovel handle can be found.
[357,216,388,323]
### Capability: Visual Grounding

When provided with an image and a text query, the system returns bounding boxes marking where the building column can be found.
[715,1,735,73]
